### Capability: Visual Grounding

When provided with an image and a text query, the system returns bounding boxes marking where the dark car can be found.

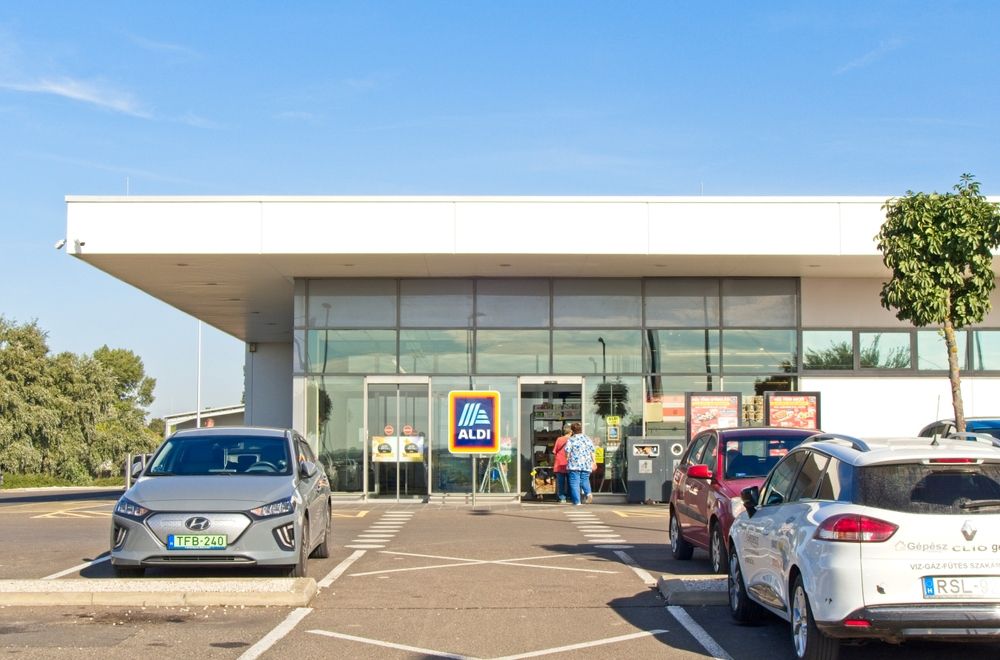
[918,417,1000,440]
[668,426,818,573]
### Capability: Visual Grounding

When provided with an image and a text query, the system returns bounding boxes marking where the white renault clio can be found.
[728,433,1000,660]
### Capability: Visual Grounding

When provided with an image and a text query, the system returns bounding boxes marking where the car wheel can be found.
[709,523,728,574]
[113,564,144,578]
[790,575,840,660]
[728,549,763,624]
[669,509,694,560]
[283,520,309,578]
[311,504,332,559]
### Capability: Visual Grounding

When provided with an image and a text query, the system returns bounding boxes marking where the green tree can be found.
[876,174,1000,432]
[0,317,160,482]
[93,345,156,408]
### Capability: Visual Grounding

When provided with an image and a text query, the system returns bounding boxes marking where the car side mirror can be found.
[299,460,318,479]
[130,461,144,480]
[741,485,760,517]
[687,464,712,480]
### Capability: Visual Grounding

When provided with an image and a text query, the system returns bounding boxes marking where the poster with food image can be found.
[685,392,742,440]
[764,391,821,429]
[399,435,425,462]
[371,436,397,462]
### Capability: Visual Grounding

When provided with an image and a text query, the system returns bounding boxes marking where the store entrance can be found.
[364,377,430,500]
[519,377,583,500]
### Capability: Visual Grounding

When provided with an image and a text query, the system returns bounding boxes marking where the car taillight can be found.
[927,458,978,464]
[814,514,898,542]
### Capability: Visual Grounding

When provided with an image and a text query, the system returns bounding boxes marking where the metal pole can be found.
[196,320,203,427]
[472,455,477,508]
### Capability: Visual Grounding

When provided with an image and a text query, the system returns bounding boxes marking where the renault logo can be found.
[961,520,977,541]
[185,516,211,531]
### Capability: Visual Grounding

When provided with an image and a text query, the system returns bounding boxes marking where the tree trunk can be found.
[943,318,966,433]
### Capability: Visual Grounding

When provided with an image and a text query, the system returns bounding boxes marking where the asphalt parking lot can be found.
[2,488,1000,659]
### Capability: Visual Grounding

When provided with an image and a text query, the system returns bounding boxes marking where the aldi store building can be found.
[65,196,1000,500]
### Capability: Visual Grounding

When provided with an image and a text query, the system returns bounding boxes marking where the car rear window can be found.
[148,435,292,476]
[856,463,1000,514]
[724,435,808,478]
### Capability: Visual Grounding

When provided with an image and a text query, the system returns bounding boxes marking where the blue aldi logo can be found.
[448,390,500,454]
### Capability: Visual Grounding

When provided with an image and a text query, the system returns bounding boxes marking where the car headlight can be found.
[249,497,296,519]
[114,497,150,521]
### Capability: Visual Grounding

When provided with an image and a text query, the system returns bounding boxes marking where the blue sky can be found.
[2,2,999,419]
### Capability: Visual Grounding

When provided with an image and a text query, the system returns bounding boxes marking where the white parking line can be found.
[613,550,656,586]
[317,549,366,589]
[238,607,313,660]
[307,628,671,660]
[43,555,108,580]
[666,605,733,660]
[239,550,366,659]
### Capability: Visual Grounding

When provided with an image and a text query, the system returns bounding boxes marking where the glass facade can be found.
[298,277,806,497]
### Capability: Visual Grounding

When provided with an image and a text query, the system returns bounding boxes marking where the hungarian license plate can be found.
[922,576,1000,599]
[167,534,227,550]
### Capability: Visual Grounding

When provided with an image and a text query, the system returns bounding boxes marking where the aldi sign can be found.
[448,390,500,454]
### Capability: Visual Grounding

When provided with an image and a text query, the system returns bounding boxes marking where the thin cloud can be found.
[834,37,904,75]
[124,33,200,59]
[0,76,151,118]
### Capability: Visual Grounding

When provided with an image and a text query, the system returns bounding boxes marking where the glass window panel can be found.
[553,330,642,374]
[859,332,912,369]
[306,376,364,492]
[644,376,720,433]
[803,330,853,370]
[644,278,720,327]
[399,329,468,374]
[918,330,967,371]
[973,331,1000,371]
[308,329,397,373]
[293,330,306,373]
[722,279,797,327]
[476,330,550,374]
[586,374,639,494]
[308,279,397,328]
[476,279,550,328]
[400,279,474,327]
[553,279,641,327]
[645,329,719,374]
[722,329,797,372]
[294,279,307,327]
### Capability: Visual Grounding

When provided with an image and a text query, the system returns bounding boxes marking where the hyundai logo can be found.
[185,516,211,531]
[961,520,977,542]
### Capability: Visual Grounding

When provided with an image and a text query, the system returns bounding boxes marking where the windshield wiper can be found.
[959,499,1000,510]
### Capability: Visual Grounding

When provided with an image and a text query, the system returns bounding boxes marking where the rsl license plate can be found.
[922,576,1000,599]
[167,534,227,550]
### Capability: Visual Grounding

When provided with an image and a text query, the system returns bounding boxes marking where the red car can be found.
[668,426,818,573]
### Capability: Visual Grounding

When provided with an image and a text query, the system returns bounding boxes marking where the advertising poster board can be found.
[399,435,425,462]
[764,391,821,429]
[371,436,397,462]
[685,392,742,441]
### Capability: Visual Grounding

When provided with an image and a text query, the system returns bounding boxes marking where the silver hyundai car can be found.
[110,426,332,578]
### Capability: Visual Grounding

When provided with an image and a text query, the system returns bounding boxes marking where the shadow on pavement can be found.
[0,487,122,505]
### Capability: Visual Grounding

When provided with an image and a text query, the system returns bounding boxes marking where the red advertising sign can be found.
[685,392,742,441]
[764,391,821,430]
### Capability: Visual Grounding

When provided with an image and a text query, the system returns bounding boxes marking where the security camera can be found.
[54,239,67,250]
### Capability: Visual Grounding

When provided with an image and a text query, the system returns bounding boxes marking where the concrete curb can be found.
[657,574,729,606]
[0,578,317,607]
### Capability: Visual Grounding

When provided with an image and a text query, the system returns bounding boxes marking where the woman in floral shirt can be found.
[564,422,595,505]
